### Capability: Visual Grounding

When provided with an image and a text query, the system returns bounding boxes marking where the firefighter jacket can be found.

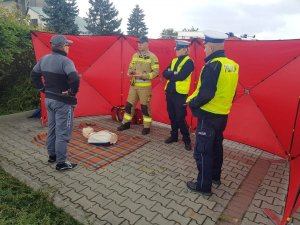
[128,51,159,87]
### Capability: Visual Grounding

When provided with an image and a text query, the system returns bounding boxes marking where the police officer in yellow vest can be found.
[186,31,239,195]
[117,36,159,135]
[163,40,194,150]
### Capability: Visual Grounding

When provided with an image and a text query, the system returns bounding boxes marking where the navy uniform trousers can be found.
[166,91,191,143]
[194,115,228,192]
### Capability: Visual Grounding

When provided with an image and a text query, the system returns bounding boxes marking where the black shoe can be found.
[142,128,150,135]
[186,181,212,196]
[212,179,221,186]
[184,142,192,151]
[56,161,77,171]
[48,155,56,163]
[164,136,178,144]
[117,122,130,131]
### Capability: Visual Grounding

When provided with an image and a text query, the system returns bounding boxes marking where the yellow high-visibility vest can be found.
[187,57,239,114]
[164,55,192,94]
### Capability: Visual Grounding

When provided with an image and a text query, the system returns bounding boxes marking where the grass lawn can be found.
[0,167,83,225]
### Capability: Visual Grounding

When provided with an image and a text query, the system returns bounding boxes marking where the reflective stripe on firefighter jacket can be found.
[164,55,192,94]
[187,57,239,114]
[128,51,159,87]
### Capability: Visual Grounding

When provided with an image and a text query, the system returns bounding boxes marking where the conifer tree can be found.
[42,0,79,35]
[160,28,178,39]
[127,5,148,37]
[85,0,122,35]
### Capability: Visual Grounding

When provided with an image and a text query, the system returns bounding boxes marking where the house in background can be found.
[0,0,88,34]
[27,6,88,34]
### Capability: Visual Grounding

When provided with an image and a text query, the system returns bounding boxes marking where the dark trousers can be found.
[166,92,190,143]
[194,115,228,192]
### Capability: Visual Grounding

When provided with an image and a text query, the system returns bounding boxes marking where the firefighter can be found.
[186,30,239,195]
[163,40,194,150]
[117,36,159,135]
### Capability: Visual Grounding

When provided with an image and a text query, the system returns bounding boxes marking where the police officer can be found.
[31,34,80,171]
[163,40,194,150]
[117,36,159,135]
[186,30,239,195]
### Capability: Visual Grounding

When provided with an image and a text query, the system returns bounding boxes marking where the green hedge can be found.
[0,6,40,115]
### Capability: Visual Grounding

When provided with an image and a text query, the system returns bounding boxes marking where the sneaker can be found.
[164,136,178,144]
[142,128,150,135]
[184,142,192,151]
[117,122,130,131]
[186,181,212,196]
[56,161,77,171]
[48,155,56,163]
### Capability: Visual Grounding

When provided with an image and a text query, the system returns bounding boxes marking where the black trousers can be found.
[166,92,190,143]
[194,115,228,192]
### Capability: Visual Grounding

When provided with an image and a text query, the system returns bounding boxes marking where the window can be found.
[31,19,38,26]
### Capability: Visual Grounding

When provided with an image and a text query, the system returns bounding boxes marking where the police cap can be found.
[203,30,228,44]
[175,40,190,50]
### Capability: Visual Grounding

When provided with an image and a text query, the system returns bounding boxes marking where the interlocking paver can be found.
[101,212,125,225]
[168,211,191,225]
[104,200,126,215]
[87,204,110,219]
[151,214,176,225]
[91,193,112,207]
[119,209,142,224]
[151,193,172,207]
[0,112,292,225]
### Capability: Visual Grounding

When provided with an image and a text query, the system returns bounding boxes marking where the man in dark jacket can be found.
[186,30,239,195]
[31,34,80,171]
[163,40,194,150]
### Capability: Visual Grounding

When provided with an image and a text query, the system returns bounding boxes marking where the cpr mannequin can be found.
[82,127,118,146]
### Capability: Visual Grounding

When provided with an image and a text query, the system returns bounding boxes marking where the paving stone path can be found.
[0,111,298,225]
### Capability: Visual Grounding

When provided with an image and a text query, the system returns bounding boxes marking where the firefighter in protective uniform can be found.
[117,36,159,135]
[163,40,194,151]
[186,30,239,195]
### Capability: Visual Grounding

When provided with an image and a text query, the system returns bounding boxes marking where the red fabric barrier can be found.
[31,32,300,223]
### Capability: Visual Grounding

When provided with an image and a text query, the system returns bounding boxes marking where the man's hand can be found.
[128,71,136,77]
[62,89,75,96]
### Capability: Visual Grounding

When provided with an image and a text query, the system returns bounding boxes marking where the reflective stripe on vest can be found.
[164,55,192,94]
[187,57,239,115]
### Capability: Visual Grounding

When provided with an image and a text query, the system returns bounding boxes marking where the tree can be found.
[127,4,148,37]
[0,6,39,115]
[85,0,122,35]
[182,26,199,32]
[160,28,178,39]
[42,0,79,35]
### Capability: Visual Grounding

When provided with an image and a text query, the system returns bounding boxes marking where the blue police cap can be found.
[175,40,190,50]
[203,30,228,43]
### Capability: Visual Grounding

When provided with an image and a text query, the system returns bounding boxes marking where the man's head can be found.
[50,34,73,54]
[175,40,190,57]
[137,36,149,52]
[203,30,228,57]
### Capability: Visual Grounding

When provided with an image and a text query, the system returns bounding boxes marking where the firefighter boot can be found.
[142,128,150,135]
[117,122,130,131]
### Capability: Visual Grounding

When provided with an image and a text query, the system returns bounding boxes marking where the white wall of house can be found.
[27,8,44,28]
